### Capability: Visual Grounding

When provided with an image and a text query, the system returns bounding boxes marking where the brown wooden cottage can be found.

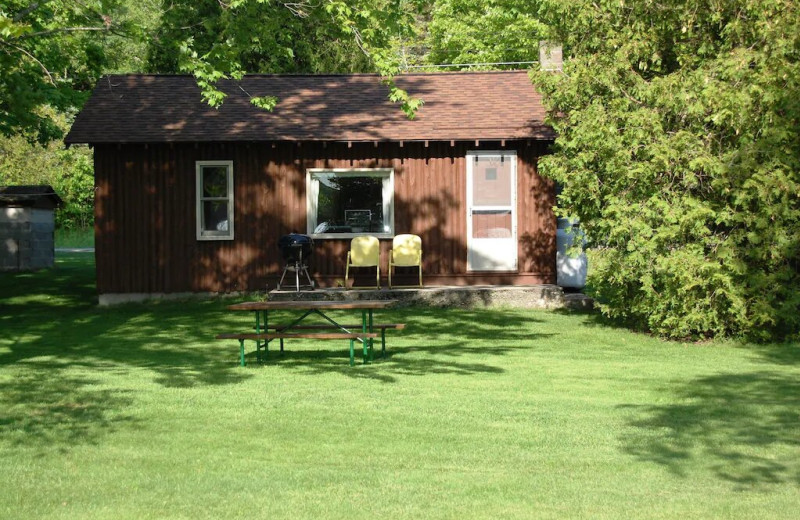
[65,71,557,303]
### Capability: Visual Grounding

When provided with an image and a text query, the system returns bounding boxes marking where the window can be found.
[196,161,234,240]
[307,168,394,238]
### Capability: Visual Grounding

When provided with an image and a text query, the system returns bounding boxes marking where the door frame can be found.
[466,150,518,272]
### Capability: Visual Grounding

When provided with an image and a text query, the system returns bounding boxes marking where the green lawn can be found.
[1,254,798,519]
[54,227,94,249]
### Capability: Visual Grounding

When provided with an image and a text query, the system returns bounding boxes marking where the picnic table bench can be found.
[259,323,406,355]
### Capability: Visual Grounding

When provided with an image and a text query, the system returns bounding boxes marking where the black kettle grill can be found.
[276,233,314,291]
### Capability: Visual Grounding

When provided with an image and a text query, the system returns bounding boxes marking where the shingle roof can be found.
[0,185,63,208]
[65,71,554,144]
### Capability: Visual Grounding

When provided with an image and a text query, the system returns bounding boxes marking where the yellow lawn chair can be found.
[345,235,380,289]
[388,234,422,288]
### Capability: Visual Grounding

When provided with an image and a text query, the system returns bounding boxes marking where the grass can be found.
[1,253,798,519]
[54,227,94,249]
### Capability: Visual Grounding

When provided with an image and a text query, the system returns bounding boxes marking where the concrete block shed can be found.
[0,185,63,271]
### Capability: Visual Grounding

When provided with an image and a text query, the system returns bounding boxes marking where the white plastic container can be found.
[556,218,587,289]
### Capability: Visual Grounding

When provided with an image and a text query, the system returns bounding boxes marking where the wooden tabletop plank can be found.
[226,300,398,311]
[216,332,379,340]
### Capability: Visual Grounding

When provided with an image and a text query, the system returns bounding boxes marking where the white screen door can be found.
[467,151,517,271]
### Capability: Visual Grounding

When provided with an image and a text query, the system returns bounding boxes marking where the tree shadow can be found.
[0,370,138,451]
[620,371,800,489]
[0,253,257,450]
[1,253,557,447]
[740,341,800,367]
[252,340,531,384]
[551,305,640,335]
[239,306,554,382]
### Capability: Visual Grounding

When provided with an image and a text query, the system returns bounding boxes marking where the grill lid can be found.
[278,233,313,262]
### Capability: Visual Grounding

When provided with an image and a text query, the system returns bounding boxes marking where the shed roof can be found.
[0,185,63,209]
[65,71,554,144]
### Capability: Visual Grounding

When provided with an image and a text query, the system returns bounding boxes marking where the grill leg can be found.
[302,265,314,289]
[278,259,313,291]
[277,264,291,291]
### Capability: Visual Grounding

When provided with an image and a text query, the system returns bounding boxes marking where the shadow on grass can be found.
[251,338,548,383]
[236,304,555,382]
[551,306,637,335]
[742,341,800,367]
[1,253,559,443]
[620,371,800,489]
[0,255,254,387]
[0,254,255,449]
[0,370,138,451]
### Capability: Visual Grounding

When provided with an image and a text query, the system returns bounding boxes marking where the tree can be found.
[532,0,800,340]
[0,0,129,142]
[153,0,423,115]
[0,1,425,140]
[0,107,94,228]
[424,0,546,69]
[146,0,372,76]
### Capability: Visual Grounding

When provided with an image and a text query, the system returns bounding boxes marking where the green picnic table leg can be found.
[361,310,369,364]
[263,310,270,359]
[255,311,262,362]
[369,309,375,361]
[239,339,246,367]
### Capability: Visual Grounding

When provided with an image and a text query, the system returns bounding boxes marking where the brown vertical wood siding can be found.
[93,141,555,295]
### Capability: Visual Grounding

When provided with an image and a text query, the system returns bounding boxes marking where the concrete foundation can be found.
[268,285,593,310]
[97,285,593,310]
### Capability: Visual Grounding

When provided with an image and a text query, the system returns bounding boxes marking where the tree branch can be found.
[12,1,53,22]
[0,40,54,85]
[16,26,114,39]
[282,2,313,18]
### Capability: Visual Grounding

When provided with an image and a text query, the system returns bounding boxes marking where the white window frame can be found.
[196,160,234,241]
[306,168,395,239]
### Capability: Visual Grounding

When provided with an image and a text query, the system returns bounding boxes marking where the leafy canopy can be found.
[425,0,547,68]
[158,0,424,116]
[0,0,425,141]
[0,0,130,142]
[532,0,800,340]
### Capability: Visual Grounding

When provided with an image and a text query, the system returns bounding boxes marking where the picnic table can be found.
[216,300,403,366]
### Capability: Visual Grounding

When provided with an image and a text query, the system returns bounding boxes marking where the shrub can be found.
[533,0,800,340]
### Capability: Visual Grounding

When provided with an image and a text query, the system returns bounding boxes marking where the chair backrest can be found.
[349,235,380,266]
[391,234,422,266]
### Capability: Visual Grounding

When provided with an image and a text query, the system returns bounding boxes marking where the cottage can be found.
[65,71,557,303]
[0,185,62,271]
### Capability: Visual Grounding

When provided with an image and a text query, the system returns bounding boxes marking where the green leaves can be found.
[162,0,422,117]
[0,109,94,230]
[249,95,277,111]
[424,0,548,69]
[0,1,122,142]
[0,14,31,39]
[533,0,800,340]
[386,82,425,119]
